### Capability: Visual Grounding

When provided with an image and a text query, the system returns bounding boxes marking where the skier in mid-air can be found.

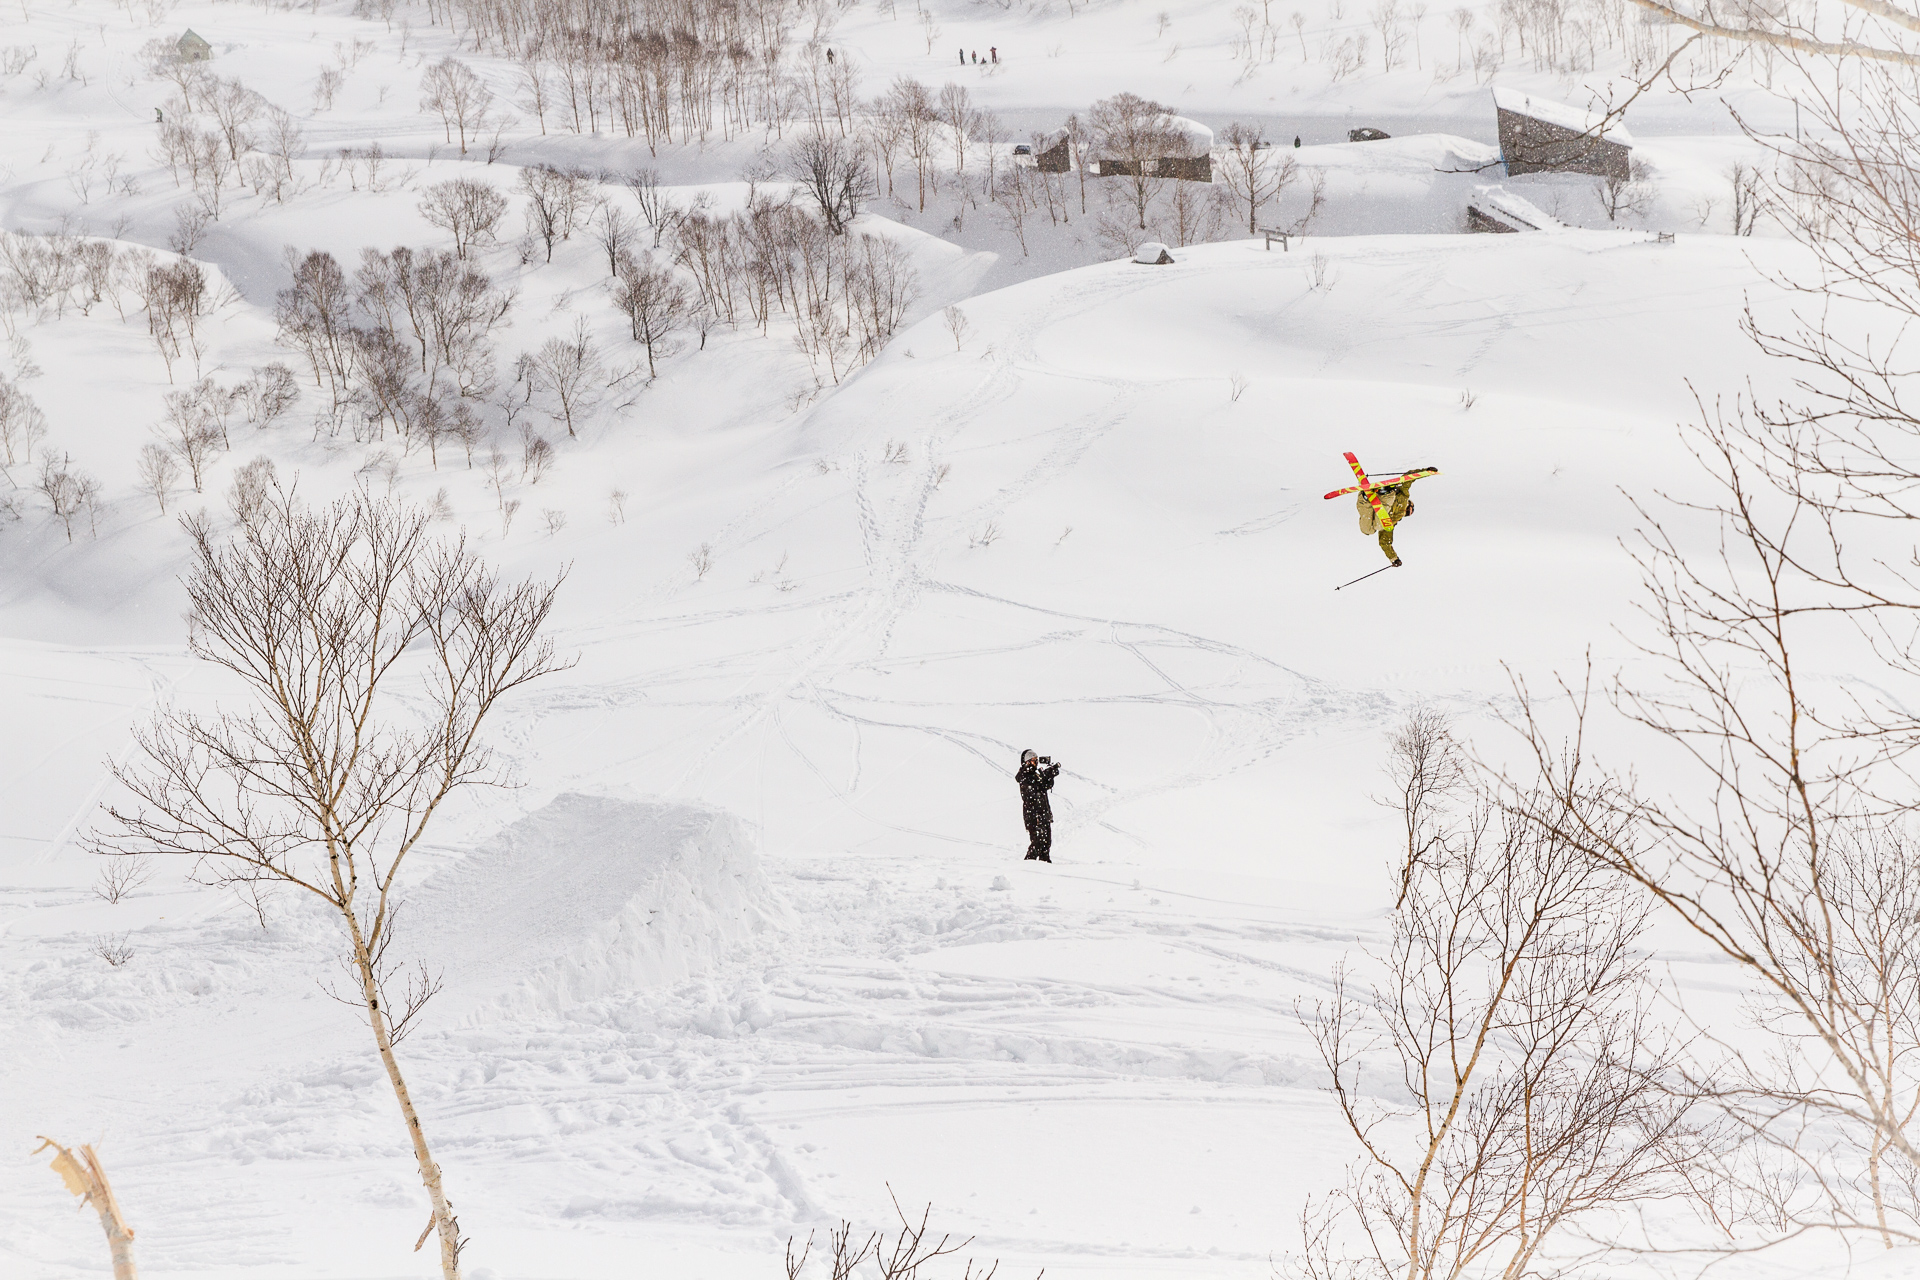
[1016,749,1062,862]
[1323,454,1440,571]
[1355,468,1434,566]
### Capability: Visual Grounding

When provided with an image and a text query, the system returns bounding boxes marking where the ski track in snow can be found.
[0,21,1819,1256]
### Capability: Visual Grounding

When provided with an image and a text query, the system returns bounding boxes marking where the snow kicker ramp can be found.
[413,793,783,1021]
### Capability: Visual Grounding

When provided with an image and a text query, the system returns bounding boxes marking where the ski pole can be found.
[1335,563,1399,590]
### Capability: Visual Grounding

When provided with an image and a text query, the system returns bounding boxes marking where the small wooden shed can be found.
[1492,87,1631,184]
[176,29,213,62]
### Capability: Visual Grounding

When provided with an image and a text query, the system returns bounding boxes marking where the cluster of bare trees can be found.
[0,229,155,323]
[519,163,597,261]
[36,451,103,542]
[1225,0,1697,88]
[788,132,872,235]
[423,0,796,147]
[420,56,495,155]
[141,367,299,514]
[142,258,213,383]
[151,70,306,214]
[0,230,225,381]
[0,374,48,482]
[625,190,915,386]
[274,245,512,456]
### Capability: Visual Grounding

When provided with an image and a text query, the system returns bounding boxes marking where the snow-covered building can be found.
[1492,87,1632,184]
[1032,129,1072,174]
[1087,115,1214,182]
[175,29,213,62]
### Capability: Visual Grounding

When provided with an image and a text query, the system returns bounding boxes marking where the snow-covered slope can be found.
[1,223,1810,1277]
[0,0,1858,1272]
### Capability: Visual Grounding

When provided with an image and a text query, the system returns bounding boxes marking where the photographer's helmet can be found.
[1021,748,1037,764]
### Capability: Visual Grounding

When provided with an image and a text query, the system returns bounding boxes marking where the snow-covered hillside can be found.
[0,0,1889,1275]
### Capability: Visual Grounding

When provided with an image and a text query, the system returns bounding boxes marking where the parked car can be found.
[1012,143,1036,168]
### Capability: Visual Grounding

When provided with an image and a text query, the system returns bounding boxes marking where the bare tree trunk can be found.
[348,918,462,1275]
[35,1138,138,1280]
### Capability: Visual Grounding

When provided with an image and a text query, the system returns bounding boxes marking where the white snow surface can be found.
[1,224,1839,1278]
[0,0,1886,1278]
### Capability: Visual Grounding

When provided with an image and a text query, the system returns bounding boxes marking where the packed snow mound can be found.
[412,794,783,1020]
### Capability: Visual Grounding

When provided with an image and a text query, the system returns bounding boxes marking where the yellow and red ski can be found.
[1322,454,1439,533]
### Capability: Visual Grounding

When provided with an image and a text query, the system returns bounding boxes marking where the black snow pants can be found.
[1024,816,1052,862]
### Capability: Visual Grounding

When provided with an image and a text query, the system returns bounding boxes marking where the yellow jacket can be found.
[1356,479,1418,534]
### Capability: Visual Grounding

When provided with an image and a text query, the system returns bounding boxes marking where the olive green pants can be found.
[1377,527,1398,563]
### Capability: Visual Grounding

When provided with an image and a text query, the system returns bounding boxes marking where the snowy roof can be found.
[1489,87,1633,145]
[177,29,212,49]
[1471,184,1569,232]
[1160,115,1214,158]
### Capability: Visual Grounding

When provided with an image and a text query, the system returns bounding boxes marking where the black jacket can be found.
[1016,760,1061,825]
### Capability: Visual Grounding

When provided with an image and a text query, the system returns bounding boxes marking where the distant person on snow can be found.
[1356,468,1436,566]
[1016,749,1061,862]
[991,46,999,62]
[959,47,966,65]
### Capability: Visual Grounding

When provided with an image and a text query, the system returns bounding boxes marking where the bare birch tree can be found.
[420,57,493,155]
[90,489,568,1280]
[612,251,689,376]
[419,179,509,259]
[529,318,603,437]
[1217,121,1297,233]
[789,131,873,235]
[1299,768,1703,1280]
[137,441,180,514]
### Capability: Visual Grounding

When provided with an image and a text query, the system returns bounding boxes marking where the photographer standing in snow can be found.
[1016,748,1062,862]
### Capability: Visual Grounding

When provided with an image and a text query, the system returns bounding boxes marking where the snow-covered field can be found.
[0,0,1879,1276]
